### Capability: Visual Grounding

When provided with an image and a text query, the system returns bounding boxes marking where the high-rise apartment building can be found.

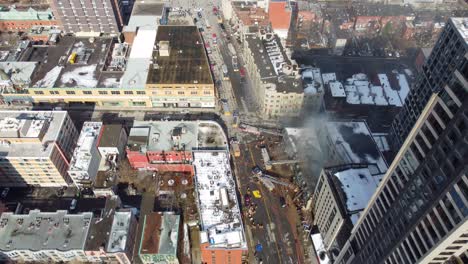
[390,17,468,150]
[0,111,78,187]
[49,0,124,35]
[333,17,468,264]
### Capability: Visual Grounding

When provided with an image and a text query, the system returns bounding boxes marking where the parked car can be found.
[244,194,252,206]
[70,199,77,210]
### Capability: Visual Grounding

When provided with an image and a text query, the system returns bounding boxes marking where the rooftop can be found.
[331,166,383,225]
[302,68,324,95]
[0,111,68,158]
[120,29,157,89]
[25,36,124,89]
[325,121,388,174]
[140,212,179,255]
[127,121,227,152]
[311,233,330,264]
[0,7,53,21]
[147,26,213,85]
[245,33,302,93]
[232,2,269,27]
[0,210,92,251]
[107,210,134,253]
[324,72,410,107]
[69,122,102,173]
[97,124,124,148]
[132,0,165,16]
[268,2,292,30]
[194,151,247,249]
[350,4,414,18]
[451,17,468,44]
[0,61,37,93]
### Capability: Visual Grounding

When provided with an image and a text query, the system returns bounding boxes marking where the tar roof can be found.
[98,124,123,148]
[24,36,123,89]
[147,26,213,85]
[244,34,302,93]
[0,210,92,251]
[132,0,165,16]
[140,212,180,255]
[325,121,388,174]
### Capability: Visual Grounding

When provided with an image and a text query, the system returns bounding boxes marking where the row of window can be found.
[34,90,146,95]
[33,90,215,96]
[384,178,468,264]
[342,84,467,264]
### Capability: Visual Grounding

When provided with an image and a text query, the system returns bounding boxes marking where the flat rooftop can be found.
[329,166,383,225]
[322,72,410,107]
[127,121,227,152]
[97,124,123,148]
[451,17,468,45]
[132,0,165,16]
[0,111,68,158]
[107,210,133,253]
[69,122,103,174]
[245,33,302,93]
[325,121,388,174]
[0,210,92,251]
[147,26,213,85]
[22,36,123,89]
[140,212,179,255]
[194,151,247,249]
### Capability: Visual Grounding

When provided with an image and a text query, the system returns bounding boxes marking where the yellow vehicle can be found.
[231,142,240,157]
[252,190,262,198]
[68,52,77,64]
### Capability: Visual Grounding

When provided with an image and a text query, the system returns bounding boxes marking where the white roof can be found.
[193,151,246,249]
[334,168,382,224]
[329,81,346,97]
[68,122,102,175]
[451,17,468,44]
[325,72,410,106]
[0,111,68,158]
[321,73,336,84]
[120,29,157,88]
[311,233,330,264]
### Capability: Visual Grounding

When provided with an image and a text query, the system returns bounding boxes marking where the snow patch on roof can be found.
[61,65,98,88]
[334,168,382,221]
[33,65,62,88]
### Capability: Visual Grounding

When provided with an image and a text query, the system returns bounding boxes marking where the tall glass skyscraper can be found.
[334,17,468,264]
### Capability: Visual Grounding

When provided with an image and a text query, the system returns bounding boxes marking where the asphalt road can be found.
[234,137,305,264]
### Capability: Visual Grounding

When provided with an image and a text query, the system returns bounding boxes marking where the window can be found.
[178,91,185,95]
[204,91,211,95]
[83,91,92,95]
[136,91,145,95]
[165,91,172,95]
[65,91,75,95]
[34,91,44,95]
[111,91,120,95]
[191,91,198,95]
[98,91,108,95]
[49,91,59,95]
[124,91,133,95]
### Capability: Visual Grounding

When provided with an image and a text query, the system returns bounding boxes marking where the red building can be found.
[0,7,57,32]
[126,150,194,174]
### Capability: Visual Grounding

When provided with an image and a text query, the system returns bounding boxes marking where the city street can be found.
[233,136,307,264]
[164,1,311,263]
